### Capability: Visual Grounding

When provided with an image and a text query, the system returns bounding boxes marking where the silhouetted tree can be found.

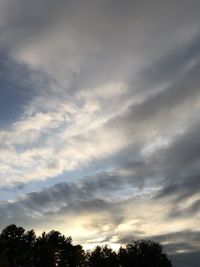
[34,231,55,267]
[118,240,172,267]
[87,245,118,267]
[0,239,9,267]
[0,224,26,267]
[34,231,84,267]
[0,225,173,267]
[23,229,36,267]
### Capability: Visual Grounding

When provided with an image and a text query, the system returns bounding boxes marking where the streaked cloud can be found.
[0,1,199,266]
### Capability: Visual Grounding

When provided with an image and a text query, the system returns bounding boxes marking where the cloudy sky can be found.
[0,0,200,266]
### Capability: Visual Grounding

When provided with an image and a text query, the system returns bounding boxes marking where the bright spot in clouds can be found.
[0,1,200,266]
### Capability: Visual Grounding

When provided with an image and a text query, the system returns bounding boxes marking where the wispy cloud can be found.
[0,1,200,266]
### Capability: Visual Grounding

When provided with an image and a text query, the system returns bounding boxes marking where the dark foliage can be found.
[0,225,172,267]
[118,240,172,267]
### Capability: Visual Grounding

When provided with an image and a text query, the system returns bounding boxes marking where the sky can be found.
[0,0,200,266]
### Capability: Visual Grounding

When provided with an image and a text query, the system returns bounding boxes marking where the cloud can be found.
[171,251,200,267]
[0,1,199,266]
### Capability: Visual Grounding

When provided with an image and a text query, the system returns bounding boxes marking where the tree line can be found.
[0,224,172,267]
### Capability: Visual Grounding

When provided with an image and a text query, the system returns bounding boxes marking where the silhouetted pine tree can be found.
[0,225,173,267]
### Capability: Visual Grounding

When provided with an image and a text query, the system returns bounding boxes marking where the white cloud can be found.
[0,3,200,263]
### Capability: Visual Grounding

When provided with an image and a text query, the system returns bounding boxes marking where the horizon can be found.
[0,1,200,266]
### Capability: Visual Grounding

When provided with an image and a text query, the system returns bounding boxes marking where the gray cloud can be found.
[0,2,200,266]
[153,121,200,214]
[116,230,200,267]
[107,59,200,138]
[171,252,200,267]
